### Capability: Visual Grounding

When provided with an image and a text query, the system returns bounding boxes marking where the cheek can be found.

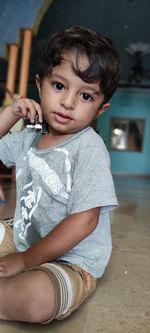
[78,112,94,126]
[85,110,100,123]
[82,107,98,119]
[41,92,52,105]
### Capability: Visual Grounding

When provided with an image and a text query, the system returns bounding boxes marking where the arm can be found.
[0,98,43,138]
[24,207,100,266]
[0,207,100,277]
[0,105,20,138]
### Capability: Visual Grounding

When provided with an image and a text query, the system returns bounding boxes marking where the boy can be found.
[0,26,119,323]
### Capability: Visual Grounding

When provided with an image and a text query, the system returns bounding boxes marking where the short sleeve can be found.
[0,128,32,167]
[0,132,17,166]
[67,146,118,215]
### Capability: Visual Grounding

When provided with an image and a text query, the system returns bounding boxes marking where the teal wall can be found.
[96,89,150,175]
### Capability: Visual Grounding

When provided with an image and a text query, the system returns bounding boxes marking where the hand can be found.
[11,97,43,124]
[0,253,26,277]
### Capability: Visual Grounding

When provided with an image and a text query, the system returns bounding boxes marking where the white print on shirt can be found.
[16,168,22,179]
[14,148,72,242]
[28,148,71,198]
[16,157,26,179]
[54,148,72,193]
[14,181,42,240]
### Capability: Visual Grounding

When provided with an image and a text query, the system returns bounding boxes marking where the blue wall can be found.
[0,0,43,57]
[96,89,150,175]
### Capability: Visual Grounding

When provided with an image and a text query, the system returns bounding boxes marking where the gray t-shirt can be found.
[0,126,118,278]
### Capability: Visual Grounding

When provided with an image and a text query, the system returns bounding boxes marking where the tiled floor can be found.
[0,176,150,333]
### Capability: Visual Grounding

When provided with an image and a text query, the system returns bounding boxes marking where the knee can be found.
[26,291,55,323]
[22,271,56,323]
[0,271,56,323]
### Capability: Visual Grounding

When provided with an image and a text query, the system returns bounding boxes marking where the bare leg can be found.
[0,270,55,323]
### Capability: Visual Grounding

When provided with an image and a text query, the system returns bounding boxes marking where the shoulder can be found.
[68,127,110,171]
[10,127,40,151]
[9,127,36,139]
[79,127,106,149]
[77,127,109,160]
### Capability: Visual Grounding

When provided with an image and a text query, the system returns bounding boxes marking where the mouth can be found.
[53,112,73,124]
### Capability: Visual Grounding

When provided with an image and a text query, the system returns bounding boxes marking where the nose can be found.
[60,90,76,110]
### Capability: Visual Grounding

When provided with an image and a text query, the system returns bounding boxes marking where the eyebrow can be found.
[84,87,100,94]
[50,73,67,82]
[50,73,100,94]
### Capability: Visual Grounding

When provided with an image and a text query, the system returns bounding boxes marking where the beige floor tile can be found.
[0,176,150,333]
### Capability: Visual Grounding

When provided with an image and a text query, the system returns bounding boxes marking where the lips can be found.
[53,112,73,124]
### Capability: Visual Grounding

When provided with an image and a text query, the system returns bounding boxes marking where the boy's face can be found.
[36,51,109,135]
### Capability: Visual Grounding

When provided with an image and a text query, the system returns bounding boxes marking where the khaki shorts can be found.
[0,218,97,323]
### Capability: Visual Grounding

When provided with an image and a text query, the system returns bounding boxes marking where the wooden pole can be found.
[18,29,33,97]
[5,44,19,101]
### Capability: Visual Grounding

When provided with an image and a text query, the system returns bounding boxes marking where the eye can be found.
[52,81,64,91]
[80,92,93,102]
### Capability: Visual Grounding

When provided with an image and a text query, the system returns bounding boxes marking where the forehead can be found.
[61,50,90,71]
[50,50,102,95]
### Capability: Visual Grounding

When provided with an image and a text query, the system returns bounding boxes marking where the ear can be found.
[98,102,110,116]
[36,74,41,98]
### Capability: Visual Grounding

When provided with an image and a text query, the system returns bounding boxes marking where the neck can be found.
[38,131,73,150]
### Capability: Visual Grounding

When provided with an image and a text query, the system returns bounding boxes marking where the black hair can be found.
[38,26,120,103]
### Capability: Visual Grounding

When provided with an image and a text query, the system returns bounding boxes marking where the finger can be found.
[24,99,37,123]
[12,98,36,121]
[32,101,43,123]
[12,99,28,118]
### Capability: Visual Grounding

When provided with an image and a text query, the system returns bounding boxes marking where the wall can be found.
[0,0,150,176]
[37,0,150,83]
[0,0,52,58]
[96,89,150,176]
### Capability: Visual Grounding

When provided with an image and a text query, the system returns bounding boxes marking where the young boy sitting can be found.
[0,26,119,323]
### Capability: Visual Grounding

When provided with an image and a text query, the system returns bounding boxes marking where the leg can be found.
[42,262,97,321]
[0,270,55,323]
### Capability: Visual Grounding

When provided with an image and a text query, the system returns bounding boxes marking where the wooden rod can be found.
[18,29,33,97]
[5,44,19,101]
